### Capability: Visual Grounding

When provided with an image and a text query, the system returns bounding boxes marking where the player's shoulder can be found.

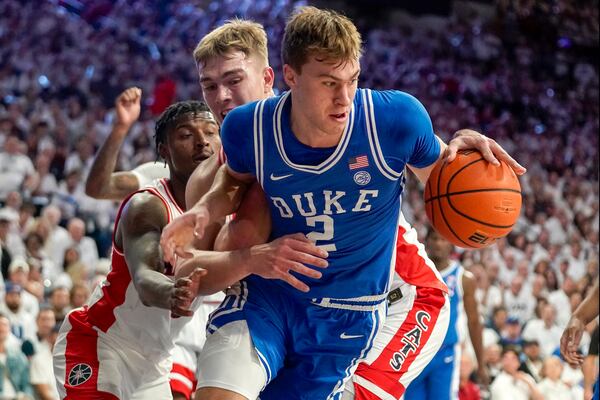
[366,88,425,112]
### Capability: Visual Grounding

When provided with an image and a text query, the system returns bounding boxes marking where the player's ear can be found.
[263,66,275,94]
[283,64,297,88]
[158,142,169,164]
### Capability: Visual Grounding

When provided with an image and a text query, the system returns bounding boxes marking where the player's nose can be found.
[335,85,352,107]
[215,85,231,104]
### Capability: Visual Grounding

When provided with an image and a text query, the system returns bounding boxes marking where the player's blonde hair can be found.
[282,6,362,72]
[193,19,269,67]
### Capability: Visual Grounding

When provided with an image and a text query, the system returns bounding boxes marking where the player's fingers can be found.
[279,272,310,293]
[490,141,527,175]
[171,306,193,317]
[289,239,329,260]
[290,250,328,268]
[287,261,323,279]
[474,139,500,166]
[445,143,458,163]
[174,246,194,260]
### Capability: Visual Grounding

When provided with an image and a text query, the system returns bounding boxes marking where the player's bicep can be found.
[120,194,168,279]
[226,164,254,183]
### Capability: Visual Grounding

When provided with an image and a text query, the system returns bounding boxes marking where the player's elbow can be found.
[85,180,104,199]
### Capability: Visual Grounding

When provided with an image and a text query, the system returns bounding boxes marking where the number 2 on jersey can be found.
[306,215,337,252]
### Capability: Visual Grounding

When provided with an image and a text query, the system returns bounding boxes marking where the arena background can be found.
[0,0,598,398]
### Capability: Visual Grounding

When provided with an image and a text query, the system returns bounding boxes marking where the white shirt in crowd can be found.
[490,371,537,400]
[537,378,575,400]
[521,319,563,357]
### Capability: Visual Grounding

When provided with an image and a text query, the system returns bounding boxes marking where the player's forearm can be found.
[572,281,599,325]
[135,268,176,310]
[468,319,485,369]
[583,356,597,393]
[175,249,251,295]
[193,165,250,223]
[86,124,130,199]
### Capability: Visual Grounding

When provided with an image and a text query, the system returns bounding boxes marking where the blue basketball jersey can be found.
[440,261,465,347]
[221,88,440,299]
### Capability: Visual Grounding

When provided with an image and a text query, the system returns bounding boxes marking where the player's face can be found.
[284,56,359,137]
[198,51,274,123]
[160,115,220,180]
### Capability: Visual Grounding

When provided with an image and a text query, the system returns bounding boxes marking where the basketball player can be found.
[84,88,227,400]
[403,229,486,400]
[162,7,525,400]
[560,279,599,400]
[55,98,312,399]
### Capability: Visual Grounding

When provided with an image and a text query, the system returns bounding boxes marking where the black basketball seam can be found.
[424,188,522,204]
[436,161,473,247]
[426,179,434,226]
[445,158,519,229]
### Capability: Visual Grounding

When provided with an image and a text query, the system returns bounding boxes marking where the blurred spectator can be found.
[522,303,563,357]
[39,206,69,280]
[69,283,90,310]
[5,258,39,320]
[0,283,36,344]
[490,346,543,400]
[29,308,59,400]
[0,313,33,399]
[519,340,543,382]
[504,276,535,324]
[537,356,574,400]
[484,343,502,382]
[500,316,523,348]
[48,286,70,325]
[66,218,98,276]
[0,134,38,201]
[458,352,481,400]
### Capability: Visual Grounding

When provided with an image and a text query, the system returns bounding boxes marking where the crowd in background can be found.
[0,0,597,398]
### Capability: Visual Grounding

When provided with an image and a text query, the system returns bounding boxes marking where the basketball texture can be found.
[424,150,522,249]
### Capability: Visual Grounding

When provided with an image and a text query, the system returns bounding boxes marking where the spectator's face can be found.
[283,55,359,137]
[523,343,540,360]
[198,51,274,124]
[3,135,20,154]
[37,309,56,337]
[51,288,70,310]
[71,287,89,308]
[5,291,21,312]
[542,357,563,381]
[501,351,520,374]
[494,309,507,328]
[485,344,501,364]
[9,269,27,286]
[67,220,85,242]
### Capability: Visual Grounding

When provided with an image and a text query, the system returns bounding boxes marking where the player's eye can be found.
[202,84,217,92]
[323,81,336,87]
[229,78,241,86]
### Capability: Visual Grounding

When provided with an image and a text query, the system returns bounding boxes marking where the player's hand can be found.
[445,129,526,175]
[160,205,210,264]
[169,267,207,317]
[115,87,142,130]
[245,233,329,292]
[560,315,586,367]
[477,365,490,388]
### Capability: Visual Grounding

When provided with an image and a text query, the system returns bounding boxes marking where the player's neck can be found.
[290,107,344,148]
[166,176,188,211]
[435,259,451,272]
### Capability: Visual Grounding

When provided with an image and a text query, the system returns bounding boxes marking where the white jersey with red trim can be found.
[85,178,198,363]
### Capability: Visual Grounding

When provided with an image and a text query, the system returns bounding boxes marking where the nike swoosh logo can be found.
[340,333,364,340]
[270,173,293,181]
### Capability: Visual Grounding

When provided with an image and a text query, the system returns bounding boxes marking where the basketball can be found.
[424,150,522,249]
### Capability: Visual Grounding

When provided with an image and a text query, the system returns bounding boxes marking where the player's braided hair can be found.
[154,101,212,160]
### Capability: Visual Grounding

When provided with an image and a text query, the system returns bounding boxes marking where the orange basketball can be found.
[424,150,522,249]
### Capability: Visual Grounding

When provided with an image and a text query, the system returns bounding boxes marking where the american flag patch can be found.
[348,155,369,170]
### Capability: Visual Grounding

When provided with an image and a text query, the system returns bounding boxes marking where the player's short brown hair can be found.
[282,6,362,72]
[193,19,269,67]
